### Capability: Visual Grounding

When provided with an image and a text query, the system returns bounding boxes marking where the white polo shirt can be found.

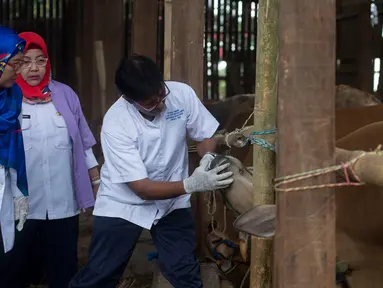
[93,81,219,229]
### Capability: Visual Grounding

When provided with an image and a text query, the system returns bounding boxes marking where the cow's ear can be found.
[233,204,276,239]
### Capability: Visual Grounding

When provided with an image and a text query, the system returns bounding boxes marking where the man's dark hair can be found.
[115,54,163,102]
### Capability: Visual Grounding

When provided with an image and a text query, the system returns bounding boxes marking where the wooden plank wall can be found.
[336,0,382,93]
[131,0,159,61]
[3,0,381,103]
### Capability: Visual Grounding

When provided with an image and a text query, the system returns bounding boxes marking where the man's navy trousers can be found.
[69,208,203,288]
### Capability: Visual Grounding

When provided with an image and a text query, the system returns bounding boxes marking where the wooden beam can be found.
[80,0,124,163]
[93,0,124,110]
[81,0,124,120]
[164,0,173,80]
[131,0,158,61]
[165,0,205,257]
[81,0,96,121]
[170,0,204,98]
[274,1,336,288]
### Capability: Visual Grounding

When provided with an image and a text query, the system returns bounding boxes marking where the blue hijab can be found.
[0,26,28,196]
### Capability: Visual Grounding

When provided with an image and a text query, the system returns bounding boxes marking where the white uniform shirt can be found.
[21,101,98,220]
[0,114,24,253]
[0,167,22,253]
[93,81,219,229]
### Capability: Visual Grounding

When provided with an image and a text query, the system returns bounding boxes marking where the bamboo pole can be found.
[274,1,336,288]
[163,0,172,81]
[251,0,279,287]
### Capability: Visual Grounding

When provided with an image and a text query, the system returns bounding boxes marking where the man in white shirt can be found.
[69,55,233,288]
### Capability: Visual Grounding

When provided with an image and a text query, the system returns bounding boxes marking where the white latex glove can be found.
[183,156,234,193]
[14,196,28,231]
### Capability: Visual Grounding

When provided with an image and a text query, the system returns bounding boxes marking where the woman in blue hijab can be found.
[0,26,29,254]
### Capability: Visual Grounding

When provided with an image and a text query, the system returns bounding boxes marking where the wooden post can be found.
[131,0,158,60]
[251,0,279,287]
[81,0,97,120]
[170,0,205,97]
[80,0,124,163]
[274,1,336,288]
[94,41,107,115]
[164,0,204,97]
[164,0,173,80]
[81,0,124,120]
[165,0,205,255]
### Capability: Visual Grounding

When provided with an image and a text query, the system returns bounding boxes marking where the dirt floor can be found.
[28,210,242,288]
[30,210,383,288]
[29,210,155,288]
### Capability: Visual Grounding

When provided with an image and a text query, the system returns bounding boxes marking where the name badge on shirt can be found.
[165,109,184,121]
[22,114,31,119]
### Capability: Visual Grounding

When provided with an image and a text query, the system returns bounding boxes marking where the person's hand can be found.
[92,183,99,198]
[14,196,28,231]
[183,158,234,193]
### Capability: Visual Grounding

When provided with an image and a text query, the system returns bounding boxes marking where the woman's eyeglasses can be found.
[21,58,48,69]
[6,61,24,71]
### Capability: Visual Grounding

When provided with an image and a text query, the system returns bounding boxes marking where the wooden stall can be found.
[0,0,379,287]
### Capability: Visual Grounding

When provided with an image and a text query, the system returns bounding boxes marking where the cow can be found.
[190,102,383,287]
[335,85,381,109]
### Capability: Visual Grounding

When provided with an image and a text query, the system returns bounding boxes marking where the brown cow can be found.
[194,106,383,288]
[336,85,381,109]
[190,91,383,287]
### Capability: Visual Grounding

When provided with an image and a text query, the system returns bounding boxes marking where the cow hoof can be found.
[233,204,276,238]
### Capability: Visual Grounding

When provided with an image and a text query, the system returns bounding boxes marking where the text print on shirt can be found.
[165,109,184,121]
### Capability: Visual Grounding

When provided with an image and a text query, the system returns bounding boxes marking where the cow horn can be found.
[233,204,276,238]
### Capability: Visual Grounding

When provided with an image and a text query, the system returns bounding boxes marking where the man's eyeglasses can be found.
[124,83,170,112]
[134,94,168,112]
[21,58,48,69]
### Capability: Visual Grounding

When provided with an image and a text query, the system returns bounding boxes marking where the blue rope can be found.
[247,128,276,151]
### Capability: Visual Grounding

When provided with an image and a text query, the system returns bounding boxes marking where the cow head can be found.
[208,154,253,215]
[208,154,278,238]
